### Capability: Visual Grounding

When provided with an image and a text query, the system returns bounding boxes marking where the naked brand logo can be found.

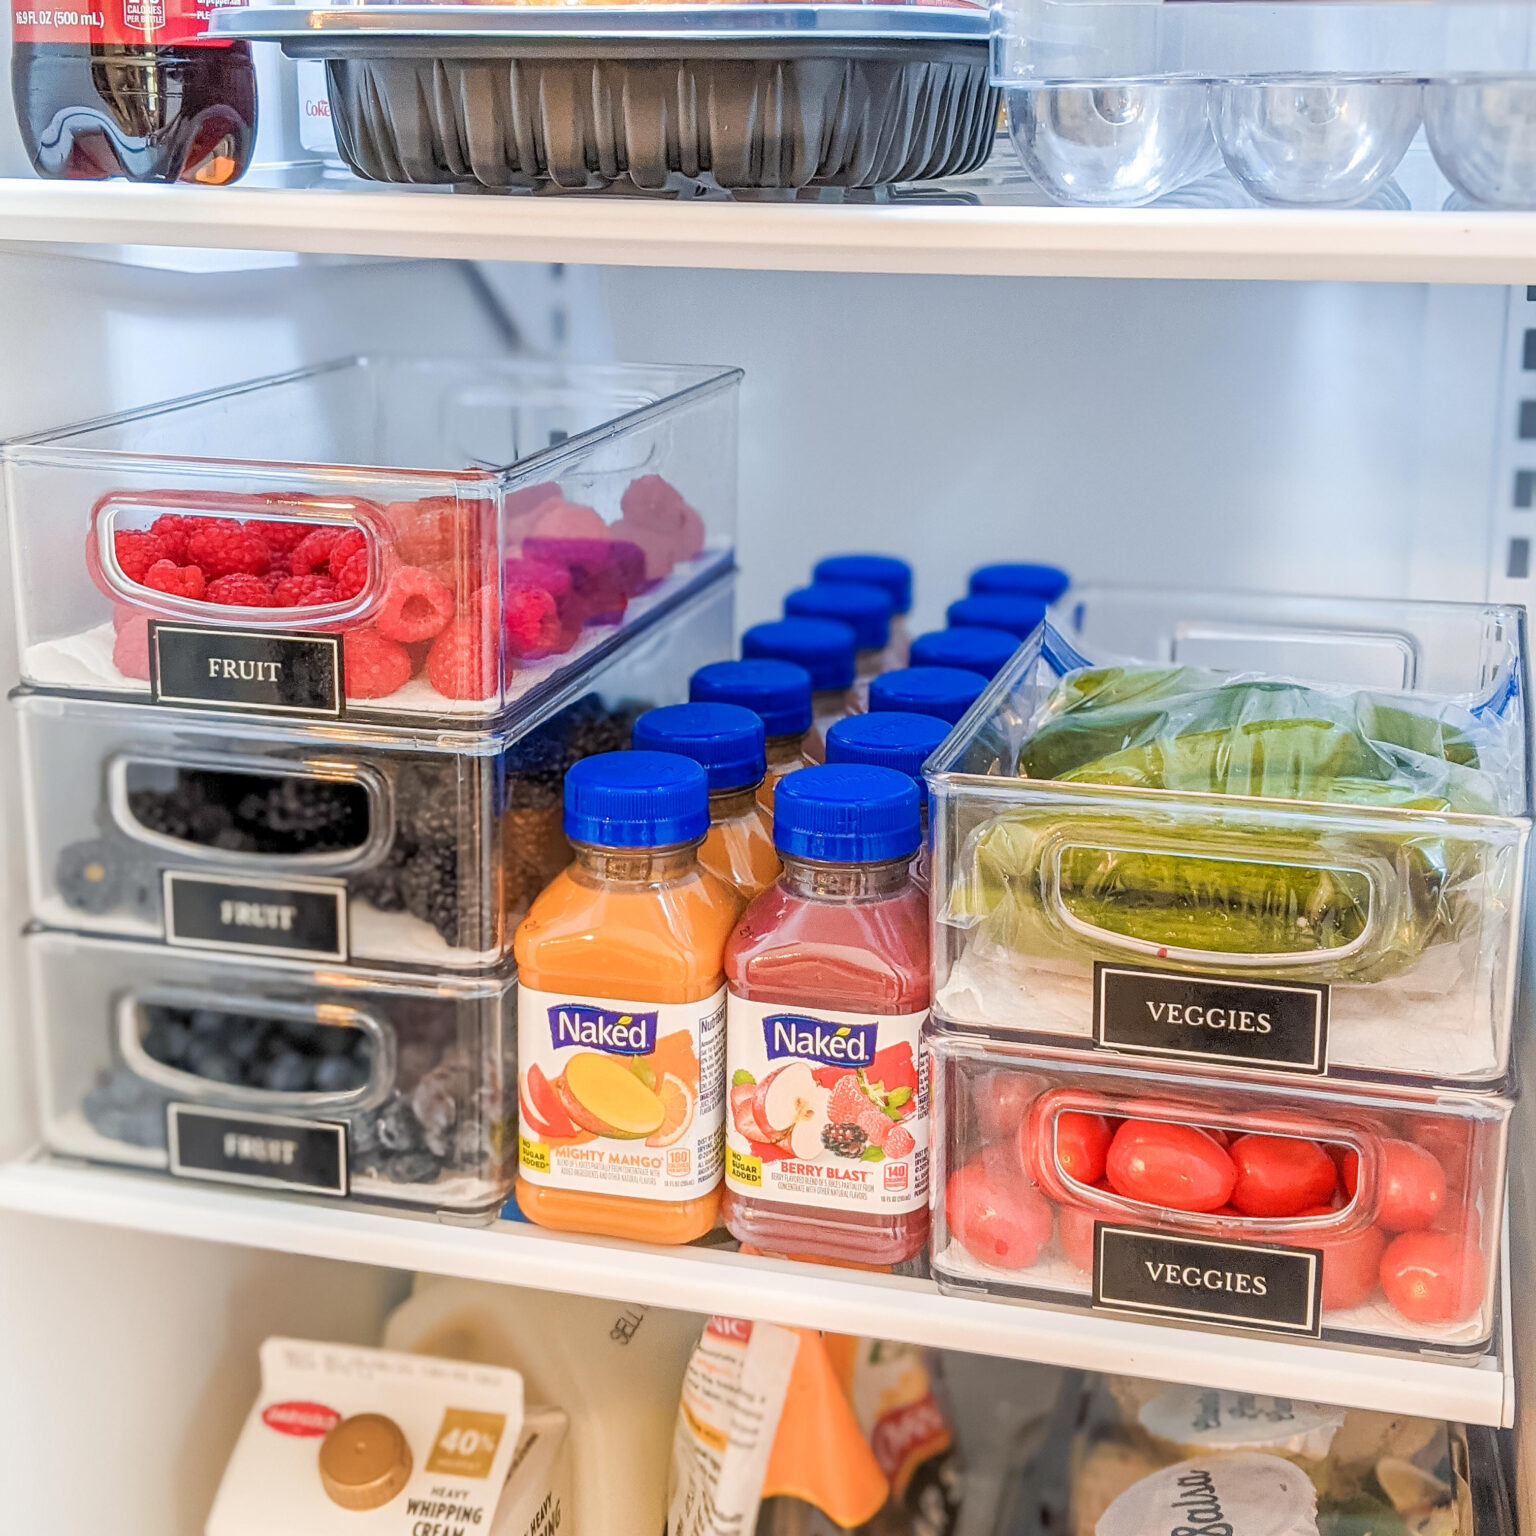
[549,1004,657,1055]
[763,1014,877,1067]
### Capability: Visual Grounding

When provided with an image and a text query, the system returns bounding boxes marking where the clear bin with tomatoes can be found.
[1,355,739,724]
[929,1025,1510,1354]
[26,929,516,1216]
[14,573,732,971]
[928,591,1531,1088]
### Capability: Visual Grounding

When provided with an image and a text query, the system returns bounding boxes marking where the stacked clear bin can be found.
[2,355,740,1217]
[926,588,1529,1355]
[991,0,1536,207]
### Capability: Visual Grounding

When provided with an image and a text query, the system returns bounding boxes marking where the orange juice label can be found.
[724,998,928,1215]
[517,986,725,1202]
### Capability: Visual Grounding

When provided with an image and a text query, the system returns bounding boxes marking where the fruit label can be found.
[148,623,343,719]
[1092,1225,1324,1337]
[724,998,927,1214]
[12,0,245,45]
[167,1104,348,1196]
[517,986,724,1202]
[1094,964,1329,1075]
[163,870,348,962]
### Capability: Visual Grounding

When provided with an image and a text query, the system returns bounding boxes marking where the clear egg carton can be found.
[992,0,1536,207]
[14,571,733,971]
[27,931,516,1215]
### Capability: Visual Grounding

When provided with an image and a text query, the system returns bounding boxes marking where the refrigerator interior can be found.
[0,243,1532,1529]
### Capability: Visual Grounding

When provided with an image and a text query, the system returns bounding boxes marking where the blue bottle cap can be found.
[946,594,1048,639]
[812,555,913,615]
[632,702,766,793]
[563,751,710,847]
[742,618,857,692]
[825,712,948,805]
[774,764,920,864]
[909,626,1018,679]
[689,659,813,739]
[868,665,988,726]
[784,582,893,652]
[968,563,1071,602]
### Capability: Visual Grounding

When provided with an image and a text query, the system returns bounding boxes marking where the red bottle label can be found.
[12,0,243,46]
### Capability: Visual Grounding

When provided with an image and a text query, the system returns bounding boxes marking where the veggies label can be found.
[1094,964,1329,1075]
[517,985,723,1202]
[724,997,927,1214]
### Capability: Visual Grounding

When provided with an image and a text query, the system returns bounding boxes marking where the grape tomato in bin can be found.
[930,1029,1509,1351]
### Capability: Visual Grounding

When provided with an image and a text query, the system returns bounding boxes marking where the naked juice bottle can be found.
[632,702,781,902]
[515,751,745,1243]
[722,764,929,1266]
[689,658,814,816]
[741,618,858,766]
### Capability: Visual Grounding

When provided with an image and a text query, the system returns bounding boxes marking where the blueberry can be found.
[282,1020,318,1050]
[383,1150,442,1185]
[189,1010,227,1035]
[56,838,124,915]
[349,1108,382,1157]
[451,1118,486,1169]
[142,1018,190,1067]
[412,1073,458,1140]
[225,1027,264,1067]
[188,1048,240,1085]
[376,1096,422,1153]
[262,1052,313,1093]
[315,1054,370,1094]
[314,1024,355,1056]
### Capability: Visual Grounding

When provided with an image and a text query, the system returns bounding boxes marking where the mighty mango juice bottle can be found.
[723,765,930,1266]
[515,751,745,1243]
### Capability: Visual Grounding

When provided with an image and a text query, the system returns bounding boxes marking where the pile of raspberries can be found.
[101,475,706,702]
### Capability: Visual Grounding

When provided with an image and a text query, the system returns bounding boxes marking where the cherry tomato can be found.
[973,1071,1041,1142]
[1105,1120,1236,1213]
[946,1156,1053,1270]
[1228,1135,1336,1218]
[1031,1110,1112,1187]
[1057,1201,1097,1273]
[1413,1119,1472,1185]
[1379,1230,1485,1324]
[1292,1204,1386,1312]
[1339,1139,1446,1232]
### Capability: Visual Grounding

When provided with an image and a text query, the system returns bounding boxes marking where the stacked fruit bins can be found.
[2,355,740,1217]
[925,590,1529,1355]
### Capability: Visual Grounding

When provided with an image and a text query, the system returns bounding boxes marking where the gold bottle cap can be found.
[319,1413,413,1511]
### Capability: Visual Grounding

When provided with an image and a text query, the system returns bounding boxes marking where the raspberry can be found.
[289,528,343,577]
[386,496,479,567]
[374,566,454,643]
[142,560,206,600]
[426,616,496,701]
[334,548,369,602]
[205,573,274,607]
[620,475,705,560]
[857,1105,892,1150]
[113,615,150,680]
[113,530,168,584]
[503,586,561,657]
[272,573,339,608]
[504,555,571,599]
[344,628,412,700]
[884,1125,915,1159]
[827,1074,867,1126]
[264,552,291,584]
[247,519,313,553]
[147,515,201,564]
[187,523,271,579]
[327,528,368,576]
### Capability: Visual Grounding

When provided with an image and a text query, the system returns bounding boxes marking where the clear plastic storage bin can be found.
[929,1025,1510,1354]
[992,0,1536,207]
[929,590,1530,1088]
[15,572,733,969]
[27,931,516,1215]
[2,355,739,723]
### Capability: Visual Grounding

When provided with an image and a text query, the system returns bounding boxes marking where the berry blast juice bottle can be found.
[723,764,930,1265]
[515,752,744,1243]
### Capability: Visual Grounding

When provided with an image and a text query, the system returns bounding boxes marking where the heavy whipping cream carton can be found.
[207,1339,570,1536]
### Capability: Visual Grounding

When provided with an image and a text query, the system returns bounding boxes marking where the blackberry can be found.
[57,838,126,915]
[236,774,368,854]
[394,762,460,846]
[821,1122,867,1159]
[400,844,460,947]
[351,839,412,913]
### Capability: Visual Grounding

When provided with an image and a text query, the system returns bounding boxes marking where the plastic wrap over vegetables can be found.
[946,661,1521,982]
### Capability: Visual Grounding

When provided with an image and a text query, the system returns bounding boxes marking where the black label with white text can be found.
[164,871,347,961]
[1093,1225,1323,1336]
[1094,964,1328,1074]
[167,1104,348,1196]
[149,622,343,717]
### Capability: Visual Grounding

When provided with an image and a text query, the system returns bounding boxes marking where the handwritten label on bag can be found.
[1093,1225,1323,1336]
[149,623,343,718]
[1094,964,1328,1074]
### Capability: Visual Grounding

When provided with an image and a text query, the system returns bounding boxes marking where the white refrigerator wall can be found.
[0,250,1526,1530]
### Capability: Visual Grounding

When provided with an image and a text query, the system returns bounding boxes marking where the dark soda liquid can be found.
[12,41,256,183]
